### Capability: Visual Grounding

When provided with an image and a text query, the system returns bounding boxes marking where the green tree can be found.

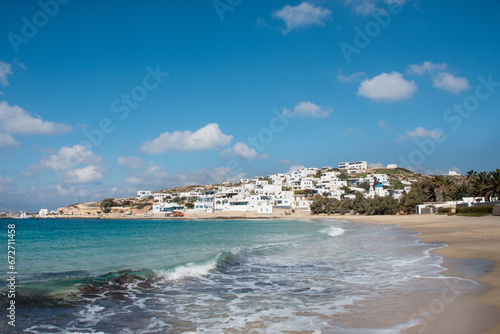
[339,170,349,180]
[358,181,370,192]
[486,169,500,200]
[325,198,341,214]
[400,183,427,214]
[340,185,351,194]
[452,183,471,201]
[310,195,327,214]
[185,203,194,209]
[100,198,117,213]
[430,176,454,202]
[468,171,491,200]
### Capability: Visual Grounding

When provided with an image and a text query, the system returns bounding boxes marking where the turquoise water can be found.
[1,218,477,333]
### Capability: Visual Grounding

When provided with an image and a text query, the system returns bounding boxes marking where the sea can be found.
[0,218,479,334]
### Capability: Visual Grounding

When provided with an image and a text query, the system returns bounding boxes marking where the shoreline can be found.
[339,214,500,334]
[8,212,500,332]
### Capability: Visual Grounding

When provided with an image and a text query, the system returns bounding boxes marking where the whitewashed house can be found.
[339,161,367,171]
[292,194,312,211]
[367,184,389,198]
[154,193,169,202]
[273,191,294,208]
[152,202,185,214]
[137,190,152,199]
[194,195,214,213]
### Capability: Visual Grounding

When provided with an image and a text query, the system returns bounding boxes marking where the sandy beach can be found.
[334,214,500,334]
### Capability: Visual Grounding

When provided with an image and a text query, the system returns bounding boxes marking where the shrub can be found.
[136,203,151,210]
[438,207,452,214]
[456,206,493,215]
[100,198,118,213]
[185,203,194,209]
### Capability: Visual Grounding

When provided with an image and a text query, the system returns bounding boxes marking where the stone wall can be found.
[494,204,500,216]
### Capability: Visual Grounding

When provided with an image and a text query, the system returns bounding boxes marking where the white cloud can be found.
[221,142,268,160]
[0,61,13,87]
[126,163,170,186]
[118,156,143,169]
[273,2,332,34]
[353,1,378,15]
[410,166,456,176]
[337,71,366,83]
[175,167,246,185]
[0,131,19,147]
[407,61,448,76]
[62,165,105,184]
[432,72,470,95]
[140,123,233,154]
[357,72,417,101]
[277,159,299,165]
[54,184,77,196]
[0,176,14,191]
[36,144,103,171]
[288,165,305,173]
[368,162,385,168]
[0,101,73,135]
[395,126,444,142]
[126,164,245,189]
[345,128,363,135]
[283,101,332,118]
[344,0,405,16]
[256,18,268,27]
[378,119,392,132]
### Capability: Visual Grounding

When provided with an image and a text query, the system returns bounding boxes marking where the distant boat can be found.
[13,211,34,219]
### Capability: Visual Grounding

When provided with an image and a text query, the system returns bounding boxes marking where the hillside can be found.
[56,168,465,217]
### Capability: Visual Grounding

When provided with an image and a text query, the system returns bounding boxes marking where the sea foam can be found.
[154,259,218,280]
[321,226,345,237]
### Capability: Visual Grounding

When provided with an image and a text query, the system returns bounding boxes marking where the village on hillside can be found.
[44,160,495,219]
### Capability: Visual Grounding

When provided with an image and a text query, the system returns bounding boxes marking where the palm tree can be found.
[452,183,471,201]
[486,169,500,200]
[466,170,477,180]
[431,176,454,202]
[468,171,491,200]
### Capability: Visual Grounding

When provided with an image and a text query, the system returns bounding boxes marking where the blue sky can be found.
[0,0,499,211]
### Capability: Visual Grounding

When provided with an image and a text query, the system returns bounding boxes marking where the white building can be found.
[257,203,273,214]
[387,164,398,169]
[273,191,294,208]
[292,194,312,211]
[137,190,152,199]
[153,193,170,202]
[152,202,185,214]
[320,171,341,183]
[194,196,214,213]
[367,184,389,198]
[339,161,367,170]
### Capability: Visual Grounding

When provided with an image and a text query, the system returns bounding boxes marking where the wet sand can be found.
[339,214,500,334]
